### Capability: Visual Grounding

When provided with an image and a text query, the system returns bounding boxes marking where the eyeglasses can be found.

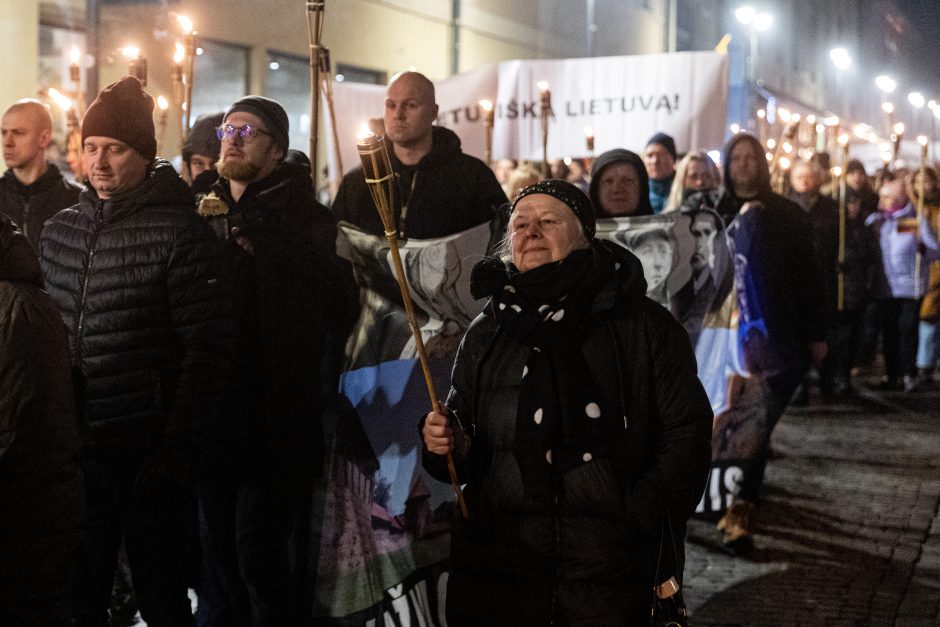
[216,124,272,143]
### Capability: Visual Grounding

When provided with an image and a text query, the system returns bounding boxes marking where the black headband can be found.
[510,179,596,238]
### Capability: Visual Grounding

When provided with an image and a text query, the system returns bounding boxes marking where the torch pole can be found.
[357,134,469,519]
[478,100,494,167]
[306,1,325,183]
[916,137,928,296]
[837,135,849,312]
[320,48,343,184]
[184,33,197,138]
[539,83,551,178]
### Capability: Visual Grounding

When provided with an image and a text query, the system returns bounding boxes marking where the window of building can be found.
[266,52,313,152]
[190,38,249,126]
[334,64,386,85]
[38,24,87,167]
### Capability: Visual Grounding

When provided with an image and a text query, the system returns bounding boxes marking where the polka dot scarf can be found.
[473,246,618,503]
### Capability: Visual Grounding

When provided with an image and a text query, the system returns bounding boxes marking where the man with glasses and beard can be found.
[196,96,357,626]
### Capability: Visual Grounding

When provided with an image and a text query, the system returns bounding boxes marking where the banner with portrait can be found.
[318,207,778,623]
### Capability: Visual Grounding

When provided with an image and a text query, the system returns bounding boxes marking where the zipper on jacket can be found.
[22,196,31,242]
[75,202,104,363]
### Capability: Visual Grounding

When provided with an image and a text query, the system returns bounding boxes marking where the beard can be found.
[217,157,261,183]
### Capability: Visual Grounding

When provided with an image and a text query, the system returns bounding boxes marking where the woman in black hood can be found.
[588,148,653,217]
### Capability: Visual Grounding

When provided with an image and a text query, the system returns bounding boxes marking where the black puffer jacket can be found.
[0,164,81,248]
[0,215,84,552]
[39,160,231,461]
[332,126,506,239]
[424,243,713,626]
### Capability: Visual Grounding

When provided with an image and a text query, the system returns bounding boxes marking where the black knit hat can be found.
[82,76,156,159]
[510,179,596,238]
[183,112,224,162]
[646,132,677,161]
[224,96,289,156]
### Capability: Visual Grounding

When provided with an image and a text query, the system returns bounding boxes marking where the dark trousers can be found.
[73,459,195,627]
[197,455,307,627]
[878,298,922,380]
[828,308,866,382]
[0,530,81,627]
[739,359,807,503]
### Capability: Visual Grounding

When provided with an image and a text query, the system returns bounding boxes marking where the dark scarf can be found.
[471,245,621,502]
[789,190,819,213]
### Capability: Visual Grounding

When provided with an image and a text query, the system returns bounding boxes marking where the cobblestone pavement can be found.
[683,376,940,626]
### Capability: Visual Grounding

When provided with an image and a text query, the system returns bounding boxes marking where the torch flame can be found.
[918,135,928,147]
[838,134,849,146]
[47,88,73,111]
[536,80,549,93]
[174,43,185,64]
[478,99,493,112]
[894,122,905,135]
[356,123,374,142]
[70,46,81,65]
[177,15,193,35]
[882,102,895,114]
[584,127,594,139]
[122,46,141,59]
[157,95,169,111]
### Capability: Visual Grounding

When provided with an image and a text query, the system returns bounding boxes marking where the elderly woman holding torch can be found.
[421,179,712,625]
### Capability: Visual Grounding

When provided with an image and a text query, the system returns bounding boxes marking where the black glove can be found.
[135,439,194,496]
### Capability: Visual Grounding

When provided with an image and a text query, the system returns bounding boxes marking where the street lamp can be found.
[909,91,926,136]
[875,75,897,94]
[829,47,851,117]
[735,6,773,82]
[829,48,851,72]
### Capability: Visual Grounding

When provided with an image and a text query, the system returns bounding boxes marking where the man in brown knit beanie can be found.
[39,76,232,626]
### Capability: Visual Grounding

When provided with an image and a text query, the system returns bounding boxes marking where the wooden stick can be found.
[306,1,325,183]
[357,135,469,519]
[837,136,849,312]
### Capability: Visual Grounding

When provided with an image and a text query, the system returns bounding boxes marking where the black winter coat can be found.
[205,162,357,462]
[0,164,81,248]
[332,126,506,239]
[0,216,84,554]
[790,192,840,321]
[39,160,231,462]
[423,244,713,626]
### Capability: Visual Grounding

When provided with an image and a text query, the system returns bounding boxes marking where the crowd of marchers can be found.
[0,68,938,627]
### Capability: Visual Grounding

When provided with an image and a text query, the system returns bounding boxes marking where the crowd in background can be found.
[1,66,939,626]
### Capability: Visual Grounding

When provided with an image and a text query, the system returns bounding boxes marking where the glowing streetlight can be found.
[735,6,772,83]
[829,48,851,72]
[735,6,772,30]
[875,75,896,94]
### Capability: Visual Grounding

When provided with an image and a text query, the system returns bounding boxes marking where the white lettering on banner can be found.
[408,581,432,627]
[325,52,727,177]
[696,464,744,513]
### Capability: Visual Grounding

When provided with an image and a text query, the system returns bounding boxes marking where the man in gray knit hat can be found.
[196,94,358,625]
